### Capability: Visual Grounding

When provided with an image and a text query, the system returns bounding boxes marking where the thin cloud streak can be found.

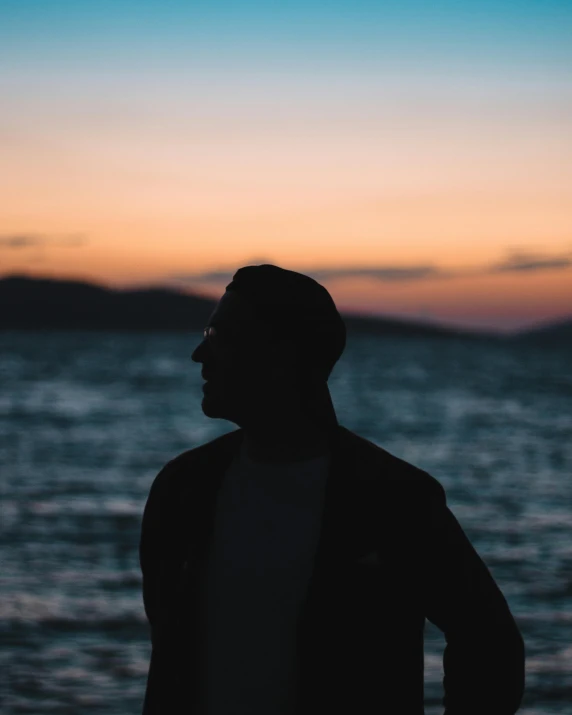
[490,251,572,273]
[304,266,449,281]
[0,236,42,248]
[168,248,572,289]
[0,234,88,249]
[172,264,449,285]
[169,256,274,286]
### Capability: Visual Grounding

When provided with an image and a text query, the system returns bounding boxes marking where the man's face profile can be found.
[191,290,299,425]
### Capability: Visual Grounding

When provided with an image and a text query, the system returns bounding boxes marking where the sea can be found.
[1,330,571,714]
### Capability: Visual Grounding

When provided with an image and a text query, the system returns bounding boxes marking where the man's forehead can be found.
[210,290,257,324]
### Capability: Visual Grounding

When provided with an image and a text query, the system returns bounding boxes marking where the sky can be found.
[1,0,571,333]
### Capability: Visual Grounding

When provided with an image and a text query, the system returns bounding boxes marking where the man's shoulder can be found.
[148,424,446,505]
[148,429,241,495]
[168,428,240,468]
[348,428,447,504]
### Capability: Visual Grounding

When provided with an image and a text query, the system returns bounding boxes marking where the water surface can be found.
[1,331,571,713]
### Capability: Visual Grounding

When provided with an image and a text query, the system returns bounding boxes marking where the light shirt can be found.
[196,438,331,714]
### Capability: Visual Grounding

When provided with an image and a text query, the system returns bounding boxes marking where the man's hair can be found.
[225,264,346,382]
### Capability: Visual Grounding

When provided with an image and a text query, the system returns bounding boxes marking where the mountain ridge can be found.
[1,274,569,342]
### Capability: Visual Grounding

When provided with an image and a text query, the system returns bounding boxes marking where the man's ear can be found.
[268,341,300,384]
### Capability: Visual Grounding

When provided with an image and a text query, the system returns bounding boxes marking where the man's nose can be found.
[191,339,207,362]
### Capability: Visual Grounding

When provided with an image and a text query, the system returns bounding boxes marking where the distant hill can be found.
[510,317,572,345]
[335,309,493,340]
[0,275,215,331]
[0,274,509,340]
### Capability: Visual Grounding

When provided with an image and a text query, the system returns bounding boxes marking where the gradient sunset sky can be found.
[1,0,571,332]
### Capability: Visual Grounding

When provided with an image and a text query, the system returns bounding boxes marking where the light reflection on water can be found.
[1,330,571,714]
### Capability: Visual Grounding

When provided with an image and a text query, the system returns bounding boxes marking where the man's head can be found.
[191,264,346,429]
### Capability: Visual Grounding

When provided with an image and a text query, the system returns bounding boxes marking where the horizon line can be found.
[2,270,571,337]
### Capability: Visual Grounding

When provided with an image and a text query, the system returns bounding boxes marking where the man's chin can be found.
[201,394,218,415]
[201,393,228,419]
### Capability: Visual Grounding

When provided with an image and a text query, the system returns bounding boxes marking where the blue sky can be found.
[1,0,571,331]
[3,0,572,77]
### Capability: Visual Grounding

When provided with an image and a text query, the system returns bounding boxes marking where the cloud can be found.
[55,234,88,247]
[0,233,88,249]
[307,266,449,281]
[169,261,451,287]
[0,235,43,248]
[490,250,572,274]
[169,256,276,286]
[167,247,572,290]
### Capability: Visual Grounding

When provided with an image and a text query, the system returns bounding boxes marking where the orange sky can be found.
[1,50,571,332]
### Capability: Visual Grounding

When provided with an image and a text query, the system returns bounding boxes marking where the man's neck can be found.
[241,421,331,464]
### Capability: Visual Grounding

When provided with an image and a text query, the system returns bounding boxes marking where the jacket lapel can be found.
[185,424,380,577]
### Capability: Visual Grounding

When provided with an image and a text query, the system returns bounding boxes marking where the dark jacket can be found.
[139,424,525,714]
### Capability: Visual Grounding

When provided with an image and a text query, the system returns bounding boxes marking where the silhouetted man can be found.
[139,264,525,714]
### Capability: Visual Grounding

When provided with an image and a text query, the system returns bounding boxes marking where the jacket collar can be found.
[190,423,379,567]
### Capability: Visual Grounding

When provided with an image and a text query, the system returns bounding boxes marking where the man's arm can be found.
[139,462,178,715]
[421,481,525,715]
